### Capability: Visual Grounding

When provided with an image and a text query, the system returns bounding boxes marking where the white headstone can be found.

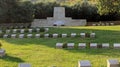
[67,43,74,49]
[13,29,17,33]
[44,28,49,32]
[19,34,24,38]
[78,60,91,67]
[11,34,16,38]
[71,33,76,37]
[44,34,49,38]
[28,29,33,33]
[3,34,8,38]
[27,34,32,38]
[90,43,97,48]
[18,63,31,67]
[78,43,86,49]
[20,29,25,33]
[53,33,58,38]
[113,43,120,48]
[56,43,63,48]
[107,59,119,67]
[90,33,95,38]
[0,30,2,33]
[92,24,96,26]
[36,28,40,32]
[6,30,11,33]
[110,23,114,26]
[35,34,40,38]
[102,43,109,48]
[62,34,67,38]
[0,49,5,57]
[80,33,85,38]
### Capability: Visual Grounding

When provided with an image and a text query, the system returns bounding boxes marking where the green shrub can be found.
[63,43,67,48]
[97,43,102,48]
[40,28,45,32]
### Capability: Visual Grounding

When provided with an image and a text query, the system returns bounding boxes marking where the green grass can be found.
[0,26,120,67]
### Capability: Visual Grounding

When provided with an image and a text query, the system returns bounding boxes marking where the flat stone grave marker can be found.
[18,63,31,67]
[28,29,33,33]
[45,28,49,32]
[0,30,2,33]
[35,34,40,38]
[102,43,109,48]
[71,33,76,37]
[62,33,67,38]
[20,29,25,33]
[90,33,95,38]
[6,30,11,33]
[11,34,17,38]
[44,34,49,38]
[13,29,17,33]
[78,60,91,67]
[0,49,5,57]
[53,33,58,38]
[19,34,24,38]
[27,34,32,38]
[67,43,74,49]
[78,43,86,49]
[36,28,40,32]
[106,23,109,26]
[101,23,105,26]
[20,26,24,29]
[80,33,85,38]
[113,43,120,48]
[90,43,97,48]
[110,23,114,26]
[107,59,119,67]
[92,24,96,26]
[3,34,8,38]
[56,43,63,48]
[97,23,100,26]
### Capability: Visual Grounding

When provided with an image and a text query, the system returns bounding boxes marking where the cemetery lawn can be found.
[0,26,120,67]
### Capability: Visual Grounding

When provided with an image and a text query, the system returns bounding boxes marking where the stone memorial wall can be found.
[31,7,87,27]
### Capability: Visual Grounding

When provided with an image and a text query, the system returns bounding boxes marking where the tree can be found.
[97,0,120,15]
[97,0,120,21]
[71,0,99,21]
[34,2,60,19]
[0,0,19,23]
[14,1,34,23]
[0,0,34,23]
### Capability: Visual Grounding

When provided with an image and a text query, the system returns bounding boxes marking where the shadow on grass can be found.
[0,54,24,62]
[1,27,120,57]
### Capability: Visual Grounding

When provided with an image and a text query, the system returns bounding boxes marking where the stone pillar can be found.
[54,7,65,20]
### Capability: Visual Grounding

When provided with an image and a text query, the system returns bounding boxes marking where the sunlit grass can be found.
[0,26,120,67]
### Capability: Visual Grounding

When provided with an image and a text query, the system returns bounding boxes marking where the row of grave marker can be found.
[0,23,31,29]
[78,59,120,67]
[0,49,119,67]
[92,22,114,26]
[17,59,120,67]
[56,43,120,49]
[2,33,96,38]
[0,28,49,34]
